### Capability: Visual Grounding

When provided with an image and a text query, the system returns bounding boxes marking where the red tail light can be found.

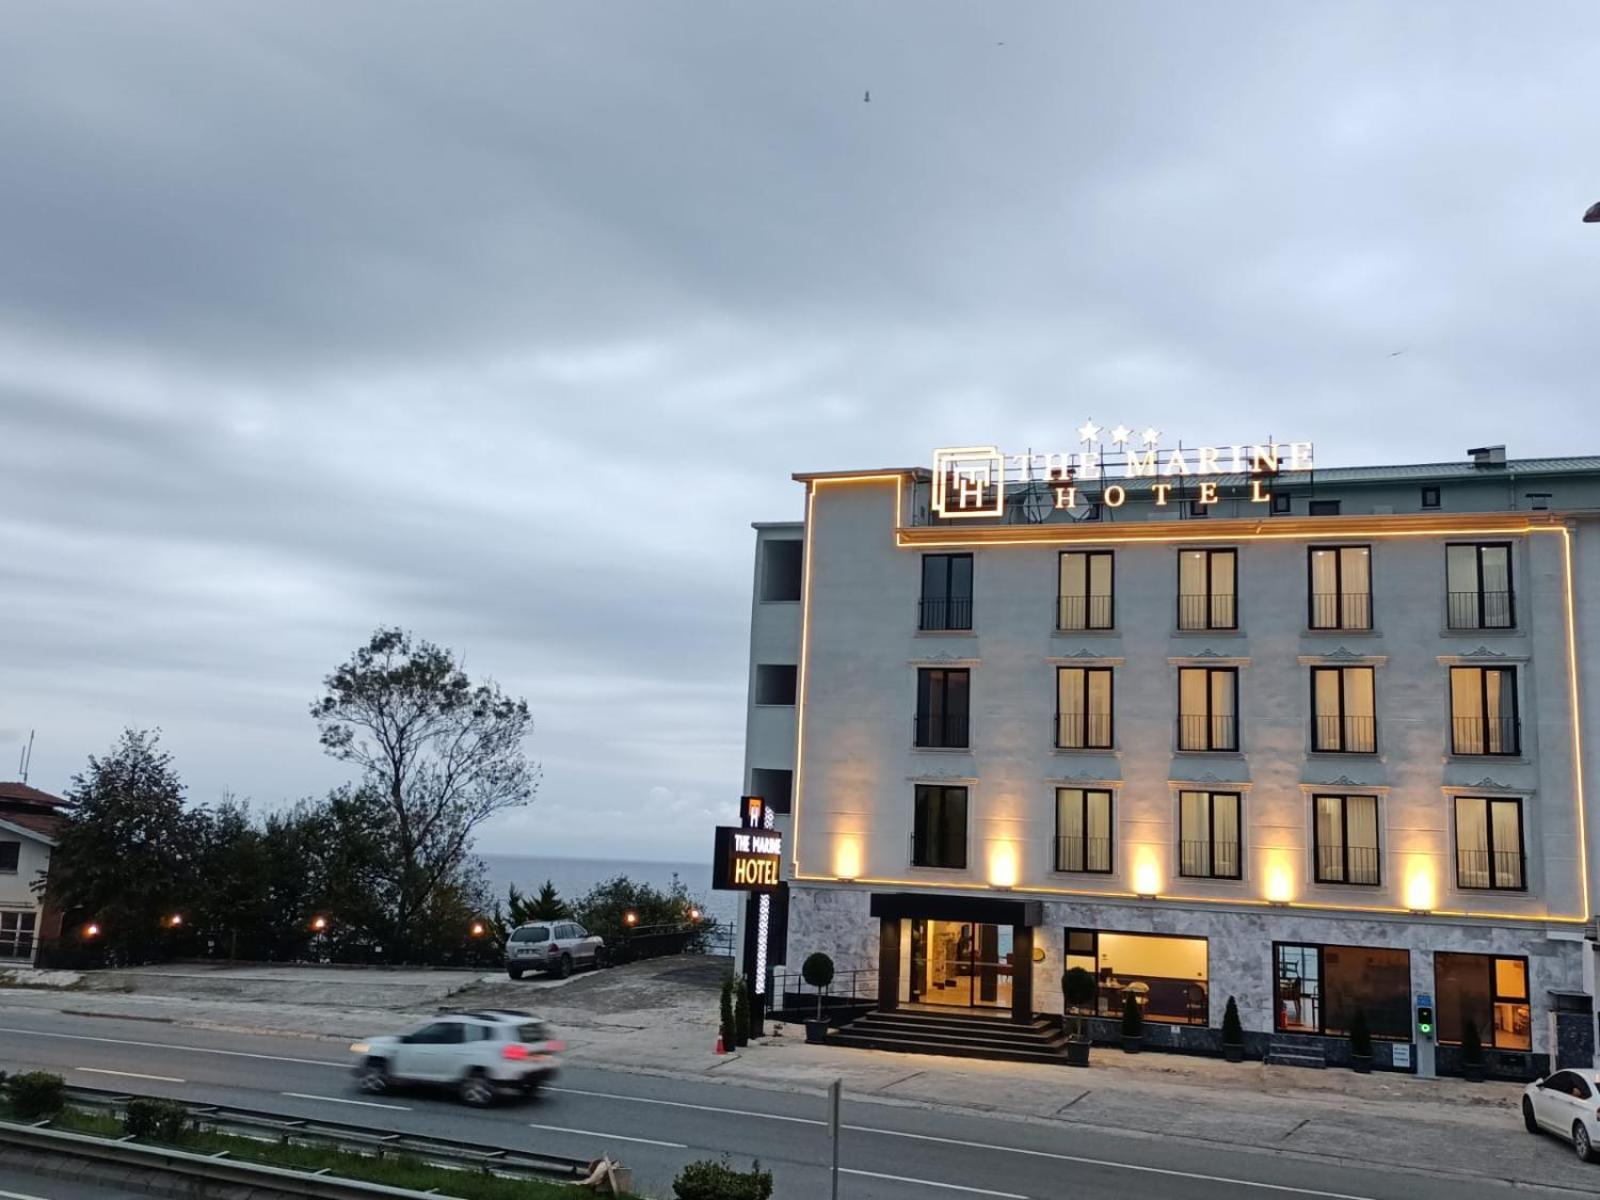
[502,1044,530,1060]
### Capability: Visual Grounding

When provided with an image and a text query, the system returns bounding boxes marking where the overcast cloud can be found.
[2,2,1597,861]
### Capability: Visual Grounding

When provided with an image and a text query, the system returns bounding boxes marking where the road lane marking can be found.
[0,1025,345,1069]
[528,1122,686,1149]
[283,1092,410,1111]
[76,1067,186,1083]
[0,1190,51,1199]
[546,1086,824,1125]
[841,1169,1026,1198]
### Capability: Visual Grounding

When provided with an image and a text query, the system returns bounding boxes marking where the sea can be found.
[478,854,737,929]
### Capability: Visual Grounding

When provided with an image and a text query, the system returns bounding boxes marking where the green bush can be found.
[5,1071,65,1118]
[1461,1017,1484,1065]
[673,1156,774,1200]
[1348,1010,1372,1057]
[720,974,735,1046]
[734,977,751,1045]
[1222,996,1244,1046]
[1121,993,1143,1039]
[124,1098,189,1142]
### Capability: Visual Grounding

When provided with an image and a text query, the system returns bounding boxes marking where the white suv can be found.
[505,920,605,980]
[351,1010,563,1105]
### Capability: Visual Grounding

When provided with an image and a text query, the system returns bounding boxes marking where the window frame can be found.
[1177,789,1243,880]
[1310,793,1382,886]
[1434,951,1531,1050]
[1448,665,1521,757]
[1176,548,1238,631]
[1055,666,1114,750]
[915,667,971,749]
[1056,550,1115,631]
[753,663,798,706]
[1309,665,1378,754]
[919,553,974,631]
[1273,941,1412,1039]
[911,784,969,870]
[1421,486,1441,509]
[1306,544,1372,631]
[1053,788,1114,874]
[1271,491,1292,516]
[1445,541,1516,630]
[1064,927,1209,1026]
[759,539,804,602]
[1452,795,1527,891]
[0,841,19,874]
[1176,666,1239,752]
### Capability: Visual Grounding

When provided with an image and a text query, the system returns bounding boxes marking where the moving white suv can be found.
[505,920,605,980]
[351,1010,563,1105]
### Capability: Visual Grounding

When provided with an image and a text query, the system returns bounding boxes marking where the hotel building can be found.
[739,441,1600,1076]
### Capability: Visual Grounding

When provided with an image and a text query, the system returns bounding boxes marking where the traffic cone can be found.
[715,1033,726,1054]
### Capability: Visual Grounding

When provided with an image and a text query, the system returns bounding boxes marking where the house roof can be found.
[0,813,58,845]
[0,781,67,808]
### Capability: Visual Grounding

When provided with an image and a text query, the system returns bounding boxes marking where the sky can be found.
[2,2,1598,861]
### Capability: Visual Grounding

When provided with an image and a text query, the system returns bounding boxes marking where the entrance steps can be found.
[827,1007,1070,1066]
[1267,1037,1327,1068]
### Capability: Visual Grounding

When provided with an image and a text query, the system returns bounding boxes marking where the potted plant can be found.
[1349,1009,1373,1074]
[1221,995,1245,1063]
[719,974,735,1050]
[802,952,835,1044]
[1061,966,1097,1067]
[1461,1017,1486,1082]
[1121,992,1143,1053]
[734,978,752,1047]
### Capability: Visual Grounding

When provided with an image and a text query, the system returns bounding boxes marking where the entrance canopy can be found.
[869,892,1042,927]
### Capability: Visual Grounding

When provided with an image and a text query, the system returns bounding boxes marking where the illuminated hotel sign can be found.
[712,826,783,891]
[932,430,1315,518]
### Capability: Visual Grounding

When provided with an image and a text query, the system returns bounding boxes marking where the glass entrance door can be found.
[907,920,1014,1009]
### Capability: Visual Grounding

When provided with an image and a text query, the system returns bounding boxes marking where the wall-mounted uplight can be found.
[988,844,1019,891]
[1265,861,1294,907]
[1133,854,1161,900]
[834,837,862,884]
[1405,863,1436,914]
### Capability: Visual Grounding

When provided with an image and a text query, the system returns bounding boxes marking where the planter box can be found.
[1065,1039,1091,1067]
[805,1019,830,1044]
[1222,1043,1244,1063]
[1352,1053,1372,1074]
[1122,1036,1142,1054]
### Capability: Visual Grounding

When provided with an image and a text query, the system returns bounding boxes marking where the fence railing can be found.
[1314,844,1381,885]
[1056,594,1114,631]
[770,965,880,1012]
[1309,591,1372,630]
[1179,839,1241,879]
[1456,848,1526,890]
[1055,835,1112,873]
[1447,590,1515,630]
[918,596,973,631]
[1312,714,1377,753]
[1450,716,1521,756]
[1055,712,1113,750]
[1178,592,1236,630]
[1178,712,1238,751]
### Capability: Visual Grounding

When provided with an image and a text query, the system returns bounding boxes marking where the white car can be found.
[1523,1069,1600,1160]
[351,1010,563,1106]
[505,920,606,980]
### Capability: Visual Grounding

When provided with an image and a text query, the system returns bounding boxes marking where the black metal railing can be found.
[1314,844,1381,885]
[1450,716,1521,756]
[1178,592,1236,630]
[1055,836,1113,873]
[1447,590,1515,630]
[914,712,970,748]
[910,832,967,870]
[1310,591,1372,630]
[1456,848,1526,891]
[1055,711,1113,750]
[770,965,880,1012]
[918,595,973,631]
[1056,593,1114,631]
[1179,839,1241,879]
[1178,712,1238,751]
[1312,714,1376,753]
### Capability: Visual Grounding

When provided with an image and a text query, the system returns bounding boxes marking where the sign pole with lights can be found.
[712,795,784,1031]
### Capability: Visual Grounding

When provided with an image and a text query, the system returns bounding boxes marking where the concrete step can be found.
[1267,1041,1327,1069]
[845,1023,1068,1054]
[827,1028,1072,1066]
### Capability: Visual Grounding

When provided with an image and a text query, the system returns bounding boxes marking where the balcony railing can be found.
[1055,835,1112,873]
[1179,839,1241,879]
[1446,590,1515,630]
[910,832,967,870]
[1178,712,1238,752]
[914,712,970,749]
[1309,591,1372,630]
[1178,592,1237,631]
[1314,844,1381,885]
[1056,593,1114,631]
[1055,711,1113,750]
[1450,716,1521,756]
[918,595,973,631]
[1456,847,1526,891]
[1312,714,1376,753]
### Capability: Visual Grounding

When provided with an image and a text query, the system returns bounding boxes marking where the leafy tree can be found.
[572,874,707,947]
[310,627,538,957]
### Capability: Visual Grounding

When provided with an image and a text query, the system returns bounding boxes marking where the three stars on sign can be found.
[1078,421,1161,448]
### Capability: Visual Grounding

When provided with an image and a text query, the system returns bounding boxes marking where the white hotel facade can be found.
[740,441,1600,1076]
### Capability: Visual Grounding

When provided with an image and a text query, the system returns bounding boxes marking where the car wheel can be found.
[460,1070,495,1108]
[1523,1097,1540,1133]
[359,1059,390,1094]
[1576,1122,1597,1163]
[557,954,573,979]
[507,967,523,981]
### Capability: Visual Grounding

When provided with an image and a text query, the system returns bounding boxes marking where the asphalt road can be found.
[0,1005,1588,1200]
[0,1164,144,1199]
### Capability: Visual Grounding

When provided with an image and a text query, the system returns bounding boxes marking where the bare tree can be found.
[311,627,537,954]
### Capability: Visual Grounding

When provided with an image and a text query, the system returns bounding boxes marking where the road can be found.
[0,1165,143,1199]
[0,1005,1587,1200]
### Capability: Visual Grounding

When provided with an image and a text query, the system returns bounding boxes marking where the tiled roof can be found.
[0,809,63,838]
[0,781,67,808]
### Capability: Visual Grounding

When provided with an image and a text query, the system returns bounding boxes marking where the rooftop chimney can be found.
[1468,445,1507,468]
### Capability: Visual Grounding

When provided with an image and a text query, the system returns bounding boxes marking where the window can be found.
[1177,549,1237,630]
[1308,499,1341,516]
[1421,486,1441,509]
[0,842,18,873]
[749,767,793,814]
[410,1021,466,1044]
[1308,545,1372,630]
[1275,944,1410,1039]
[1057,551,1114,631]
[1543,1071,1592,1099]
[1188,500,1209,518]
[1311,666,1376,753]
[1056,667,1113,750]
[1271,491,1292,515]
[920,553,973,631]
[1446,542,1514,629]
[754,664,797,705]
[915,668,970,748]
[1436,953,1530,1050]
[1055,789,1113,873]
[1178,667,1238,751]
[1312,794,1381,884]
[1449,666,1520,756]
[1064,929,1208,1025]
[509,926,550,943]
[1178,790,1242,879]
[0,911,35,960]
[912,785,968,868]
[760,540,803,601]
[1454,796,1525,890]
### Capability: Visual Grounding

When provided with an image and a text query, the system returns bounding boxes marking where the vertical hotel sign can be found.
[932,431,1314,517]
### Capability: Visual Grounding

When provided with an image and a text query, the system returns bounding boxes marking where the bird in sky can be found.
[1389,349,1407,357]
[864,90,870,102]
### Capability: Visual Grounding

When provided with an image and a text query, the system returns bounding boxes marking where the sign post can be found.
[1416,992,1436,1079]
[828,1078,842,1200]
[711,802,785,1032]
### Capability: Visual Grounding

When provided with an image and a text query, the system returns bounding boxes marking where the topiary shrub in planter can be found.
[673,1155,774,1200]
[1348,1010,1373,1074]
[719,973,736,1049]
[1460,1017,1486,1082]
[1121,993,1144,1053]
[802,952,835,1043]
[1061,966,1097,1067]
[4,1071,65,1119]
[734,977,752,1047]
[1221,995,1245,1063]
[124,1098,190,1143]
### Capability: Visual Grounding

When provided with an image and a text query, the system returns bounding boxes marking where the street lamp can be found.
[688,907,701,923]
[469,921,486,938]
[166,914,183,929]
[310,915,328,932]
[83,922,101,939]
[623,910,638,927]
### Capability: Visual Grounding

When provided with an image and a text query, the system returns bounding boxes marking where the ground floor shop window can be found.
[0,911,36,960]
[1274,943,1410,1039]
[1065,929,1208,1025]
[1436,952,1531,1051]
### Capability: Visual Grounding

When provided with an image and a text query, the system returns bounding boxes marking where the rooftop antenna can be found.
[18,730,34,783]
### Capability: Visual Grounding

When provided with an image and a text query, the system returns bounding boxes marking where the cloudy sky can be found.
[3,2,1596,862]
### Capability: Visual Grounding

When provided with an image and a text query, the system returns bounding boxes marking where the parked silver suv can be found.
[505,920,605,980]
